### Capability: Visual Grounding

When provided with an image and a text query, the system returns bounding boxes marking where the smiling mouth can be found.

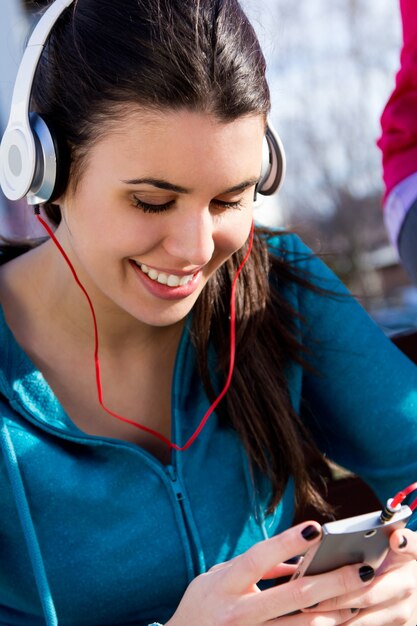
[133,262,195,287]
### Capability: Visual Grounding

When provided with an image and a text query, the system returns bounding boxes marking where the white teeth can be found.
[137,262,194,288]
[157,273,168,285]
[148,268,158,280]
[167,275,181,287]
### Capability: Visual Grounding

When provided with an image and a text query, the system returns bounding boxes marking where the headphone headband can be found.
[14,0,74,119]
[0,0,73,203]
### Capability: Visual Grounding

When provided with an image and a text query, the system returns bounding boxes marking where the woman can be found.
[0,0,417,624]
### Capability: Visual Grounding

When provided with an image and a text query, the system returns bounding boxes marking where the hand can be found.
[303,527,417,625]
[165,521,376,626]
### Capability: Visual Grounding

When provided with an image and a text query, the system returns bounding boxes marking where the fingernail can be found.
[399,535,408,549]
[284,555,302,565]
[301,525,321,541]
[351,608,359,614]
[359,565,374,582]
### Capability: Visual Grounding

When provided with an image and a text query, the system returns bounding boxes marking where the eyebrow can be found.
[121,176,259,195]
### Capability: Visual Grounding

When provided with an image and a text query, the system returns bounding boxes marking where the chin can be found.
[132,305,193,328]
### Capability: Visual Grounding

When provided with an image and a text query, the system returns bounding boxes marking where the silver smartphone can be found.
[292,505,412,579]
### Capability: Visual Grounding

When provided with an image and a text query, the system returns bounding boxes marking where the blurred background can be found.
[1,0,416,333]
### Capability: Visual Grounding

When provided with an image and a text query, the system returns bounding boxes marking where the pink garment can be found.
[377,0,417,200]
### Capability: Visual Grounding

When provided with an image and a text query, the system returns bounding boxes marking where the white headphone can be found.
[0,0,286,206]
[259,122,286,196]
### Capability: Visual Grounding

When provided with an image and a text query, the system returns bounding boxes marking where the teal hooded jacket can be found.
[1,233,417,625]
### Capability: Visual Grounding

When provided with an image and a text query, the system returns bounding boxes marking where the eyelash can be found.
[132,198,174,213]
[132,197,243,214]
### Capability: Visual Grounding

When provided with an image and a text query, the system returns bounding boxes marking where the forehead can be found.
[99,104,265,139]
[83,106,265,186]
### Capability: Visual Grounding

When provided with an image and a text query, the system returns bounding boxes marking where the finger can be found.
[267,607,359,625]
[262,555,304,580]
[379,528,417,573]
[307,559,416,612]
[224,522,322,592]
[390,527,417,558]
[206,561,298,582]
[242,562,375,622]
[262,562,300,580]
[206,561,233,574]
[345,598,417,626]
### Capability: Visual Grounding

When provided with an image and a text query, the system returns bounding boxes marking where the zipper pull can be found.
[165,464,177,482]
[165,465,184,501]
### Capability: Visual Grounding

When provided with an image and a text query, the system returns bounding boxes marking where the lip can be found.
[129,260,203,300]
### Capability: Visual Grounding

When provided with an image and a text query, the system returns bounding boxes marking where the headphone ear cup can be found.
[258,123,286,196]
[29,112,69,203]
[35,114,70,203]
[0,120,37,201]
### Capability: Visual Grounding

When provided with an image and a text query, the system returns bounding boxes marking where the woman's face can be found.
[57,108,265,328]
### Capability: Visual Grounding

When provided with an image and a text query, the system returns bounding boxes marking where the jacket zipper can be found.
[9,399,203,576]
[165,464,183,502]
[165,463,201,578]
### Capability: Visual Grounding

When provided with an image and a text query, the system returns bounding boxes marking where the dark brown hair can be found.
[194,228,331,515]
[4,0,330,516]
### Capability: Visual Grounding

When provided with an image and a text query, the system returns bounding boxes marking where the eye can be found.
[211,199,243,210]
[132,197,175,213]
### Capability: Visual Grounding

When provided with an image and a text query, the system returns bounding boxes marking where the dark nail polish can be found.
[399,535,408,549]
[301,525,321,541]
[359,565,374,582]
[284,555,302,565]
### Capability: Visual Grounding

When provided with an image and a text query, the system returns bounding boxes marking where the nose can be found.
[163,207,215,267]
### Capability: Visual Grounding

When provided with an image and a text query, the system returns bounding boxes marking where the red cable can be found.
[36,213,254,451]
[390,482,417,509]
[409,496,417,512]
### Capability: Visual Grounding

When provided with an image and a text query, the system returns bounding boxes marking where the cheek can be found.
[215,212,253,255]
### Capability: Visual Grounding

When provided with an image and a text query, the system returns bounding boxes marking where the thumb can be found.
[381,528,417,572]
[390,528,417,559]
